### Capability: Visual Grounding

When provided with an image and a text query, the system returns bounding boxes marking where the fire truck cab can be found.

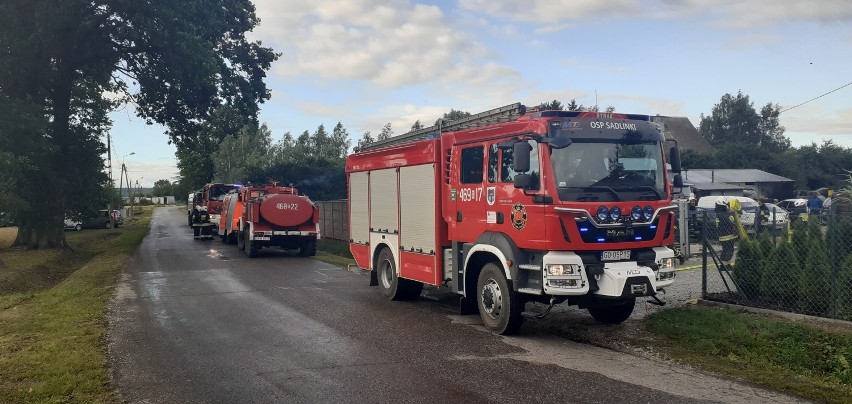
[346,103,683,334]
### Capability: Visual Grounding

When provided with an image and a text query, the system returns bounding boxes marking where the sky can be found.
[109,0,852,187]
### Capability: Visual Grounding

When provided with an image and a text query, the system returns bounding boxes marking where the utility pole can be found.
[107,133,114,228]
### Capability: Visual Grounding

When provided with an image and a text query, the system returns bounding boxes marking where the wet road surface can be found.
[108,207,806,403]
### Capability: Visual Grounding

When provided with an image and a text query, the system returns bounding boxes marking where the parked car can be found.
[82,210,121,229]
[763,203,789,230]
[776,198,808,218]
[64,218,82,231]
[691,196,759,236]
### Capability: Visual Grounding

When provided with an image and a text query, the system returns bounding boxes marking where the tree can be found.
[313,124,330,158]
[758,103,790,152]
[435,109,471,125]
[410,119,423,132]
[152,180,173,197]
[377,123,393,141]
[1,0,277,248]
[565,99,584,111]
[330,122,352,159]
[212,124,273,183]
[699,92,790,152]
[355,131,374,151]
[539,100,563,111]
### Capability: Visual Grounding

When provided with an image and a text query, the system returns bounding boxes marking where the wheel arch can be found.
[462,232,526,296]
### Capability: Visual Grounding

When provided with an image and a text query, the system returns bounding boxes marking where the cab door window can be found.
[460,146,484,184]
[501,140,540,189]
[487,144,498,183]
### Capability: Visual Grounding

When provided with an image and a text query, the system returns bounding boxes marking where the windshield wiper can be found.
[582,186,621,201]
[621,186,663,200]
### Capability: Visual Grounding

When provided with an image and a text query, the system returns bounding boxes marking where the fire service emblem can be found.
[486,187,496,206]
[511,203,527,230]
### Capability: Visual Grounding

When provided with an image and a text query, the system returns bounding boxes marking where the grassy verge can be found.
[646,306,852,404]
[314,238,356,268]
[0,208,151,403]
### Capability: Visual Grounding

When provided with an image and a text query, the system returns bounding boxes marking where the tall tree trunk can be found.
[21,56,75,249]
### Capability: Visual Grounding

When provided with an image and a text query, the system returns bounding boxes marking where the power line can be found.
[780,81,852,113]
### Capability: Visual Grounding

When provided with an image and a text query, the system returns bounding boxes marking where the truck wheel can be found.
[245,230,259,258]
[587,298,636,324]
[299,239,317,257]
[74,224,81,231]
[237,230,245,250]
[477,263,523,335]
[105,221,113,229]
[228,233,238,245]
[376,248,422,301]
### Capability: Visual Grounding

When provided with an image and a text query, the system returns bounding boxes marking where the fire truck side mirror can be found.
[672,174,684,195]
[669,145,682,173]
[513,141,532,173]
[514,174,532,189]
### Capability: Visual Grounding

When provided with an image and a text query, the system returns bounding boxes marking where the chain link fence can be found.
[700,205,852,321]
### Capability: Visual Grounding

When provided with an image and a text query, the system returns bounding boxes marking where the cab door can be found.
[451,144,487,242]
[486,139,547,249]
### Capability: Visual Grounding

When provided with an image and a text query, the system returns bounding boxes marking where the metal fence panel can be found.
[701,205,852,321]
[317,200,348,242]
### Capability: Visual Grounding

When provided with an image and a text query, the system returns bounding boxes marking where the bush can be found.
[834,255,852,321]
[731,239,762,300]
[798,237,832,316]
[760,243,799,310]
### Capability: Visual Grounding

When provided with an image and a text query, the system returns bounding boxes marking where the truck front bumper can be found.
[540,247,676,297]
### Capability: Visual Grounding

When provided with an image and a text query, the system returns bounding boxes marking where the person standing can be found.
[714,197,738,263]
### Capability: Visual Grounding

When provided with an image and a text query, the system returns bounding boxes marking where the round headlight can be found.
[596,206,609,222]
[610,206,621,221]
[631,206,643,220]
[643,205,654,220]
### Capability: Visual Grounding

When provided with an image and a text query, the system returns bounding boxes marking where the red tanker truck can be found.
[231,183,320,258]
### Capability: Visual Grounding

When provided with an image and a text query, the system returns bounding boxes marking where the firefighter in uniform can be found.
[714,197,738,263]
[192,206,213,240]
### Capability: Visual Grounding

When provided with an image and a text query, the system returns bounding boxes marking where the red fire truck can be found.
[187,183,240,231]
[346,103,683,334]
[234,183,320,258]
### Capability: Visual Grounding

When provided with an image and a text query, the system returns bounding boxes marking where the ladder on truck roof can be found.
[358,102,526,151]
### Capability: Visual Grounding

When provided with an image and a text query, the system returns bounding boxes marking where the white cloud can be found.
[784,106,852,137]
[252,0,519,89]
[459,0,852,30]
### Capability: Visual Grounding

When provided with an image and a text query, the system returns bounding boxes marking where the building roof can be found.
[690,182,748,191]
[652,116,715,154]
[684,169,794,184]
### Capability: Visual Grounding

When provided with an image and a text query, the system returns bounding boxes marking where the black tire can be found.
[299,239,317,257]
[227,233,238,245]
[105,221,113,229]
[245,229,259,258]
[376,248,422,301]
[74,224,81,231]
[588,298,636,324]
[237,230,245,250]
[476,263,523,335]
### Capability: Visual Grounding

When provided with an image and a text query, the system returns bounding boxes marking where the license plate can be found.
[602,250,630,261]
[254,236,270,241]
[631,284,648,295]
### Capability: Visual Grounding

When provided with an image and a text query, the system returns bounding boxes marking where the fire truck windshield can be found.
[208,185,238,201]
[550,140,665,202]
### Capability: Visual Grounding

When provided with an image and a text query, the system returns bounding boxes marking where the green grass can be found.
[314,239,356,268]
[646,306,852,403]
[0,207,151,403]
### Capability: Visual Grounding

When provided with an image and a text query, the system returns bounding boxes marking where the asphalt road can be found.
[108,207,806,403]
